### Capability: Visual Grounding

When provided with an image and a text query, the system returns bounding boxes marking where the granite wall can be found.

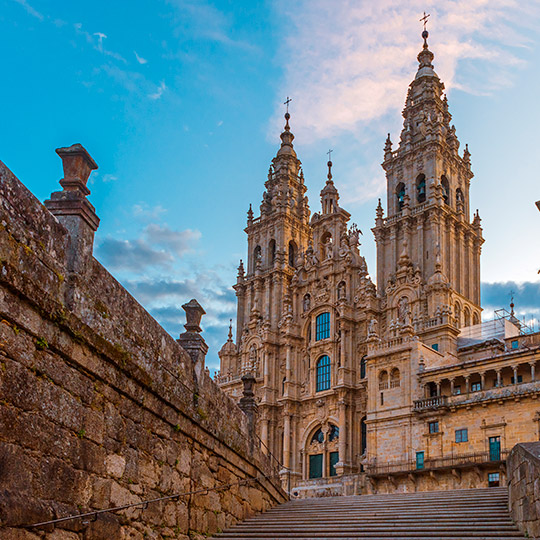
[0,145,286,540]
[507,441,540,538]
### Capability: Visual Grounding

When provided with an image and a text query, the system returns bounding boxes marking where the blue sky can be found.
[2,0,540,369]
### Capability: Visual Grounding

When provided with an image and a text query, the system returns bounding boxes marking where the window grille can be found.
[316,312,330,340]
[316,356,331,392]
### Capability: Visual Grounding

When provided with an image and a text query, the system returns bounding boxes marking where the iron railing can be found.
[366,449,509,477]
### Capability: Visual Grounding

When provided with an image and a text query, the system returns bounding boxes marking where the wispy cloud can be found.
[274,0,540,143]
[149,80,167,100]
[134,51,148,64]
[96,224,200,271]
[13,0,43,21]
[93,32,107,51]
[132,203,168,221]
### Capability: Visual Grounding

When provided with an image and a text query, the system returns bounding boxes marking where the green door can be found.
[329,451,339,477]
[416,451,425,470]
[489,436,501,461]
[309,453,323,479]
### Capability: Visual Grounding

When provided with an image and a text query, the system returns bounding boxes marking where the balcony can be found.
[366,449,508,478]
[413,395,448,411]
[414,381,540,412]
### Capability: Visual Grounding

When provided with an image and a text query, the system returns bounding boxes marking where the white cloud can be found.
[134,51,148,64]
[13,0,43,21]
[149,80,167,100]
[273,0,540,143]
[93,31,107,52]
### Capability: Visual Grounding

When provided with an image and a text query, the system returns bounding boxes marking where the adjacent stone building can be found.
[217,31,540,496]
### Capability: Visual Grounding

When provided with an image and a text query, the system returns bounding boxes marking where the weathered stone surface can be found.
[0,156,286,538]
[508,442,540,538]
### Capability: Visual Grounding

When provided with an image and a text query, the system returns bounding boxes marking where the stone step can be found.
[213,487,525,540]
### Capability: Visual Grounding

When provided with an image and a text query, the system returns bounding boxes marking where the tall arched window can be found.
[269,239,276,265]
[360,356,367,379]
[396,182,405,211]
[390,368,401,388]
[360,417,367,455]
[473,312,480,326]
[316,355,331,392]
[464,307,471,328]
[316,312,330,340]
[416,174,426,203]
[288,240,296,267]
[441,176,450,205]
[379,370,389,390]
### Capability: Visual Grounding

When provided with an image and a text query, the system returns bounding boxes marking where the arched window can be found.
[454,302,461,329]
[464,307,471,328]
[316,355,331,392]
[288,240,296,267]
[360,417,367,455]
[316,312,330,341]
[360,356,367,379]
[379,370,389,390]
[396,182,406,211]
[269,239,276,265]
[329,424,339,442]
[473,312,480,326]
[307,425,339,479]
[441,176,450,205]
[416,174,426,203]
[390,368,401,388]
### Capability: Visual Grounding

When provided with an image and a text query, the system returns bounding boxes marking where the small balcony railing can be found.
[413,395,448,411]
[366,449,509,477]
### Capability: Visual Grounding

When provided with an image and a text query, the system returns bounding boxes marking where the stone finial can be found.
[239,373,258,438]
[57,144,98,194]
[182,299,206,333]
[44,143,100,274]
[178,299,208,378]
[384,133,393,159]
[247,204,254,226]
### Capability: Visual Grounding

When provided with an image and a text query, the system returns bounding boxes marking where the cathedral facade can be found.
[217,31,540,496]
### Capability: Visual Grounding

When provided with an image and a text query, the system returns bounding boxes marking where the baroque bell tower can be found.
[372,29,484,353]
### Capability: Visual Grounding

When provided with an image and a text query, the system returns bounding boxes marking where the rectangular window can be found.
[455,428,468,443]
[380,392,384,405]
[416,451,425,470]
[432,343,439,351]
[488,472,500,487]
[511,375,523,384]
[429,421,439,434]
[316,312,330,341]
[471,382,482,392]
[454,385,461,395]
[329,451,339,477]
[511,340,519,349]
[309,453,323,479]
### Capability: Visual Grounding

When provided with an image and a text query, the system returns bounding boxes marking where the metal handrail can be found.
[26,471,281,529]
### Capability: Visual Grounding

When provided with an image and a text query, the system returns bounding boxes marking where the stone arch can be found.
[473,312,480,326]
[337,280,346,300]
[454,301,462,328]
[288,240,297,267]
[268,239,276,265]
[320,231,333,260]
[441,175,450,205]
[464,306,471,328]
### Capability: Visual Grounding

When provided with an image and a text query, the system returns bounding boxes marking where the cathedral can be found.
[217,30,540,496]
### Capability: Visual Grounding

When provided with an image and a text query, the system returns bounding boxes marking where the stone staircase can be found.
[215,487,525,539]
